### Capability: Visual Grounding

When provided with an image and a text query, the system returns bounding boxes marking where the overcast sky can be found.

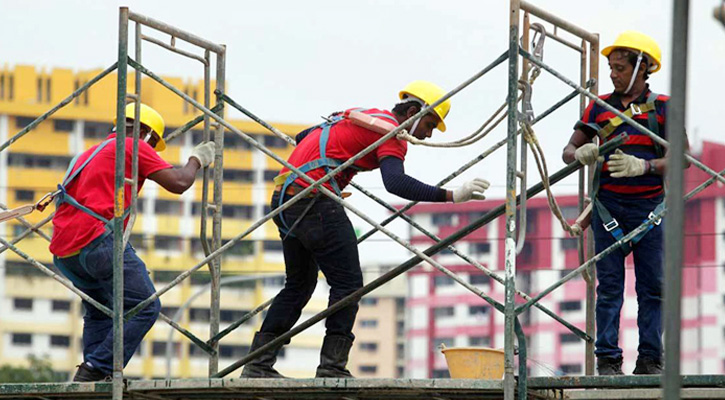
[2,1,723,264]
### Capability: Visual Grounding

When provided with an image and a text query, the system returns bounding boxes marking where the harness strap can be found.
[598,101,656,139]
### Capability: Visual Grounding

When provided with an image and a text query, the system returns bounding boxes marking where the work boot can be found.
[241,332,287,378]
[633,356,663,375]
[597,356,624,376]
[315,335,354,378]
[73,362,110,382]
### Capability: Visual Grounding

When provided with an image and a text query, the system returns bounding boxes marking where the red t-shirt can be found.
[49,133,173,257]
[279,108,407,192]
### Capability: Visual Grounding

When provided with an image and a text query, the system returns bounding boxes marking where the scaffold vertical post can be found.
[208,45,226,376]
[505,1,521,399]
[664,0,689,399]
[113,6,129,400]
[585,33,599,378]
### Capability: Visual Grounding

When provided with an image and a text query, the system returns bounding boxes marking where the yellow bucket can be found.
[440,346,505,379]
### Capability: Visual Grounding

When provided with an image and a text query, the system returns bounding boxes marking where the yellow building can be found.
[0,64,331,379]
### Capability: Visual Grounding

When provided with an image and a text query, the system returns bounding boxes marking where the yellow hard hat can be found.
[601,31,662,73]
[114,103,166,151]
[399,80,451,132]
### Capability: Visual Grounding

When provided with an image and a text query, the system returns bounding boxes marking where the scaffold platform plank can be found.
[2,376,725,400]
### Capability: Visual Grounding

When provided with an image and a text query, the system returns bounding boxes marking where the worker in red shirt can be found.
[241,81,490,378]
[50,103,216,381]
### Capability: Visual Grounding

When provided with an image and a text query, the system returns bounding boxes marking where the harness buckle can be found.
[630,103,643,116]
[648,211,662,226]
[603,219,620,232]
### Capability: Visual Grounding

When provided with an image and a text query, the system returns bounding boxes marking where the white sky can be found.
[2,0,723,264]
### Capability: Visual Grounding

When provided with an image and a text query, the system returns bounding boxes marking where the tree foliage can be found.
[0,355,65,383]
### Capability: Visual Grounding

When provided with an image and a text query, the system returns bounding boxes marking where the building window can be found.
[53,119,74,132]
[470,242,491,255]
[263,241,283,252]
[152,341,181,357]
[223,169,254,183]
[560,333,580,344]
[435,337,455,349]
[434,275,454,287]
[7,153,72,170]
[469,336,491,347]
[13,298,33,311]
[45,78,51,102]
[12,333,32,346]
[359,342,378,352]
[221,204,253,219]
[84,121,113,139]
[561,238,578,251]
[431,213,454,227]
[15,190,34,201]
[8,75,14,100]
[262,276,284,287]
[432,369,450,378]
[155,200,183,216]
[263,135,289,148]
[263,170,279,182]
[469,305,488,316]
[50,335,70,348]
[469,274,490,285]
[220,309,249,323]
[360,319,378,328]
[130,234,147,250]
[433,306,455,318]
[560,363,582,374]
[191,202,212,217]
[0,73,4,99]
[15,116,36,129]
[51,300,71,312]
[189,308,211,323]
[360,297,378,306]
[36,77,43,102]
[219,345,249,359]
[154,235,183,252]
[560,300,581,312]
[221,240,255,258]
[359,365,377,374]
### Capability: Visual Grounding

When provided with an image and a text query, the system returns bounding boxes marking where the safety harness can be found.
[273,109,398,237]
[592,92,664,255]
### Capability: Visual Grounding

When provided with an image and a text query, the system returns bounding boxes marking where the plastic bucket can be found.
[441,347,505,379]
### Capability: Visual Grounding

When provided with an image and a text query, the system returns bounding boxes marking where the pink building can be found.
[403,141,725,378]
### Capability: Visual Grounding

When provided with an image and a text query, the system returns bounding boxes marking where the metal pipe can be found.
[208,47,225,376]
[515,319,528,400]
[221,92,589,342]
[664,1,689,399]
[585,34,599,378]
[0,63,118,153]
[213,134,626,378]
[140,34,208,64]
[520,1,598,43]
[580,37,594,377]
[163,104,223,143]
[521,49,725,188]
[158,312,216,356]
[0,203,52,243]
[516,13,530,256]
[0,213,53,255]
[113,8,129,399]
[504,1,520,398]
[0,236,113,317]
[128,11,224,54]
[123,21,142,249]
[545,30,583,52]
[208,297,275,346]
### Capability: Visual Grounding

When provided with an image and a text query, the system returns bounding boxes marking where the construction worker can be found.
[241,81,490,378]
[49,103,216,381]
[562,31,689,375]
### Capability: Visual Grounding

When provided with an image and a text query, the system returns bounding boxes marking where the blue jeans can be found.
[592,193,664,361]
[260,192,363,340]
[53,233,160,374]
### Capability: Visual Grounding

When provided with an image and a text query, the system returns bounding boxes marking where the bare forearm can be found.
[562,144,577,164]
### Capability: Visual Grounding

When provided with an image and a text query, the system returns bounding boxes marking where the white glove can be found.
[190,142,216,168]
[607,149,646,178]
[453,178,490,203]
[574,143,599,165]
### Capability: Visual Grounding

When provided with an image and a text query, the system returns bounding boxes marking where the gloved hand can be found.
[574,143,599,165]
[607,149,646,178]
[453,178,490,203]
[190,141,216,168]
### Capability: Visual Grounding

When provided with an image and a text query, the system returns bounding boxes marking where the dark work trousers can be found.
[53,233,161,374]
[260,191,363,341]
[592,192,664,361]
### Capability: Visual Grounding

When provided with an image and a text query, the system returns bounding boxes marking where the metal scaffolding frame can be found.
[0,1,706,399]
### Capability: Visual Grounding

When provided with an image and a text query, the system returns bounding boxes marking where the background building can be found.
[404,141,725,378]
[0,64,334,379]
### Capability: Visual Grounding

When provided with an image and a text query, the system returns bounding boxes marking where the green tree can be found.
[0,355,64,383]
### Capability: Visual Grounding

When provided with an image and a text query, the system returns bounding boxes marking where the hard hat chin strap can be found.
[399,95,427,136]
[625,51,644,95]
